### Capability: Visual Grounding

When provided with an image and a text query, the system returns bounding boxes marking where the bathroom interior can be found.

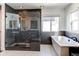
[3,3,79,56]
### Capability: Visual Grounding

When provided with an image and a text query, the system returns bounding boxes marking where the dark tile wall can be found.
[5,29,40,46]
[41,31,65,44]
[5,4,16,13]
[41,31,79,44]
[15,30,40,43]
[65,31,79,41]
[5,29,18,47]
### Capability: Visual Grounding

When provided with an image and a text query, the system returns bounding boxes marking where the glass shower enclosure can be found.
[5,13,20,48]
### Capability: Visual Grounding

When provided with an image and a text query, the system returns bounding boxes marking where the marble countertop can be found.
[51,36,79,47]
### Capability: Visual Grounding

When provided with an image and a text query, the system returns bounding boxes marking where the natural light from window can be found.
[42,17,59,32]
[70,11,79,32]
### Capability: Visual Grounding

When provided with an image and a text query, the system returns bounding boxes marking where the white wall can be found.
[0,4,5,51]
[65,3,79,31]
[42,8,65,31]
[0,5,1,51]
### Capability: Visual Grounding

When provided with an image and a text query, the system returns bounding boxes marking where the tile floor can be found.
[0,44,57,56]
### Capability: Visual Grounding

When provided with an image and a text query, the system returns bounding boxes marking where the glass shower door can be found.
[5,13,20,48]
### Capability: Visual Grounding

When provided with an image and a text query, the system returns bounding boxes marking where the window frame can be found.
[69,9,79,33]
[42,16,59,32]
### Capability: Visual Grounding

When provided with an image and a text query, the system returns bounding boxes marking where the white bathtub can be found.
[51,36,79,56]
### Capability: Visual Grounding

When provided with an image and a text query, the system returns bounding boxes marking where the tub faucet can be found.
[71,37,78,42]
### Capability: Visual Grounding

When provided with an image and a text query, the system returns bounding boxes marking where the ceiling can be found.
[7,3,70,9]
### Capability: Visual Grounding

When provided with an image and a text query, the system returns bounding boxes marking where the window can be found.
[71,20,78,31]
[69,10,79,32]
[42,21,50,32]
[42,17,59,32]
[51,17,59,31]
